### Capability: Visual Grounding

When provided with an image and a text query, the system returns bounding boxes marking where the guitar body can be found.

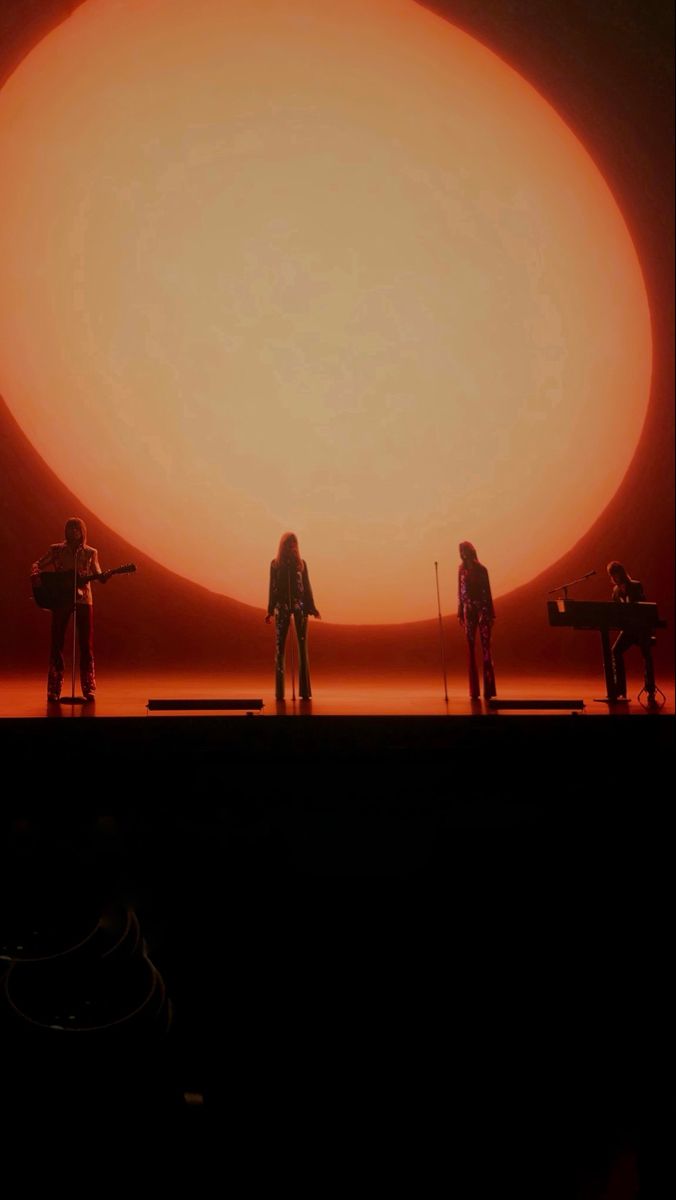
[31,564,136,610]
[32,571,76,611]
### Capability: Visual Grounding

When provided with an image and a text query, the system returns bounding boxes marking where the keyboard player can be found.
[607,561,656,701]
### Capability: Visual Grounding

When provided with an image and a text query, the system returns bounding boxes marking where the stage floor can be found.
[0,668,672,718]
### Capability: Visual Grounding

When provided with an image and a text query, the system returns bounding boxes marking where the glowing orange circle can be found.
[0,0,651,622]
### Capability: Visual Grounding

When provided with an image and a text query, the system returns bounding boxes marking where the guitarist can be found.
[32,517,106,702]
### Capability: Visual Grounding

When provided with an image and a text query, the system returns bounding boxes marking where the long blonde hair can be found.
[275,531,303,570]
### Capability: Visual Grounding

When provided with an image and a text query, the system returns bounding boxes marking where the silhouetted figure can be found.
[607,561,655,700]
[457,541,496,700]
[32,517,105,701]
[265,532,321,700]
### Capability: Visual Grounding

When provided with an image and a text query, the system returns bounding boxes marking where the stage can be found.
[1,669,672,719]
[3,666,671,798]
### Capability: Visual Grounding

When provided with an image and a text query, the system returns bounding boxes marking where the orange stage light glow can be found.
[0,0,651,623]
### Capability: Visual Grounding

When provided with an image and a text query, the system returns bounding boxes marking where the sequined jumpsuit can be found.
[268,558,319,700]
[458,561,496,700]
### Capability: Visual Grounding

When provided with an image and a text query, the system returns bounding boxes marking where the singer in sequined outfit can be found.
[457,541,496,700]
[265,532,321,701]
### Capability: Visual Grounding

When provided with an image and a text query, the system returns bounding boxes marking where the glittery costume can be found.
[268,558,319,700]
[458,559,496,700]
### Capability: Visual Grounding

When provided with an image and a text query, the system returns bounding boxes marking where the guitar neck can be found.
[80,564,136,584]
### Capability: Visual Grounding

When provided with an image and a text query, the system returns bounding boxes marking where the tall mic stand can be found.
[547,569,596,600]
[434,561,449,702]
[287,565,296,703]
[61,546,85,705]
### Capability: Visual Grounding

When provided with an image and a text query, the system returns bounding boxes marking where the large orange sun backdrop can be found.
[0,0,651,623]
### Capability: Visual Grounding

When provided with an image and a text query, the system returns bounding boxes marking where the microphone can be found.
[548,569,596,596]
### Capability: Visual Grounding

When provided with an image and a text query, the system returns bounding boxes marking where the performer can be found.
[607,561,655,700]
[457,541,496,700]
[265,532,321,700]
[32,517,105,701]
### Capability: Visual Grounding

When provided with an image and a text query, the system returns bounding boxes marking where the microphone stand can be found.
[287,564,296,703]
[434,562,449,702]
[548,570,596,600]
[62,544,85,705]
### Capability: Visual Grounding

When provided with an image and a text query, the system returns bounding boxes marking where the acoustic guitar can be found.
[31,563,137,610]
